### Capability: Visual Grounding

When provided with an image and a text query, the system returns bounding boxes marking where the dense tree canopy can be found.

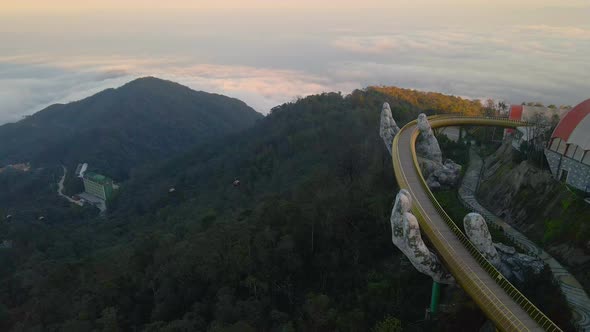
[0,86,572,331]
[0,77,262,180]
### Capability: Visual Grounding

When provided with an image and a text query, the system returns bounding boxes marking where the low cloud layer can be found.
[328,24,589,106]
[0,57,358,124]
[520,25,590,40]
[1,18,589,125]
[332,36,397,54]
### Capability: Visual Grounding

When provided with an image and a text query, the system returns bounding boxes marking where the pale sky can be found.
[3,0,589,11]
[1,0,589,123]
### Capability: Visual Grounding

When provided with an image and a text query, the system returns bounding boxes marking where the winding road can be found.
[392,116,561,331]
[58,166,83,206]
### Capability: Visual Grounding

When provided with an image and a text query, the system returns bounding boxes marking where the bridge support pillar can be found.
[430,281,440,316]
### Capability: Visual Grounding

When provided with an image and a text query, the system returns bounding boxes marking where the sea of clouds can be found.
[1,8,589,125]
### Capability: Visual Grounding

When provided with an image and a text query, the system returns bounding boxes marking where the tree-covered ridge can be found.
[5,88,561,331]
[368,86,484,116]
[111,88,484,219]
[0,77,262,180]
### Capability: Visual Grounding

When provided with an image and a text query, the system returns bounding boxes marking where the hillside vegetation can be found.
[370,86,484,116]
[1,87,499,331]
[0,167,97,224]
[0,77,262,180]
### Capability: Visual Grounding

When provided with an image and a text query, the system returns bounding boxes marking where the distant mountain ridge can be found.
[0,77,262,179]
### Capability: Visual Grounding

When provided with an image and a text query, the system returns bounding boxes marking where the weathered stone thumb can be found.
[463,213,501,266]
[380,102,400,155]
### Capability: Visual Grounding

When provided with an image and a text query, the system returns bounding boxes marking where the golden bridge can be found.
[391,115,561,331]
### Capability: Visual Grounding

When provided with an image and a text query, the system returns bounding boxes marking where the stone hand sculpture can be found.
[380,104,453,283]
[416,113,443,163]
[415,113,461,190]
[463,212,544,282]
[390,190,454,284]
[463,213,501,266]
[379,102,400,155]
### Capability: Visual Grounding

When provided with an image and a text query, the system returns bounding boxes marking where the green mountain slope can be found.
[0,77,262,180]
[1,87,494,331]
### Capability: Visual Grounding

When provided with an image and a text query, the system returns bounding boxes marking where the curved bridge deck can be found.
[392,116,562,332]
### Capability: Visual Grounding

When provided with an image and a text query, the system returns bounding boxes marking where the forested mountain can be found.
[369,86,484,115]
[111,87,483,218]
[0,77,262,180]
[0,87,497,331]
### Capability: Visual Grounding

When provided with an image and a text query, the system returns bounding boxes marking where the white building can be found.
[544,99,590,192]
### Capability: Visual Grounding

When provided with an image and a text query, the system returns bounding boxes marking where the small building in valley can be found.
[545,99,590,192]
[83,172,114,200]
[75,163,88,178]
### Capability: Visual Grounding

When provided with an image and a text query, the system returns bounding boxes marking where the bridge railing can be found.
[428,114,533,126]
[394,117,561,331]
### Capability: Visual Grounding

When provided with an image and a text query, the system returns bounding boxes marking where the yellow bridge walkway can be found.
[392,115,562,332]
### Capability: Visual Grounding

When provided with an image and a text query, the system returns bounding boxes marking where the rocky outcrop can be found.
[548,244,590,266]
[379,102,400,155]
[479,138,580,230]
[415,113,462,190]
[390,189,454,284]
[480,140,558,225]
[494,243,544,282]
[419,158,462,190]
[479,138,590,298]
[463,212,544,282]
[463,213,501,266]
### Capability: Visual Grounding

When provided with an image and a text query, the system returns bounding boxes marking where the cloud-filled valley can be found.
[1,7,589,125]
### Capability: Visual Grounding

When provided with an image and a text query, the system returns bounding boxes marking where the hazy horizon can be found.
[1,0,589,124]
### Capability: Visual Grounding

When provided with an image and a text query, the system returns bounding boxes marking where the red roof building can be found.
[545,99,590,192]
[508,105,524,121]
[550,99,590,152]
[505,105,523,135]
